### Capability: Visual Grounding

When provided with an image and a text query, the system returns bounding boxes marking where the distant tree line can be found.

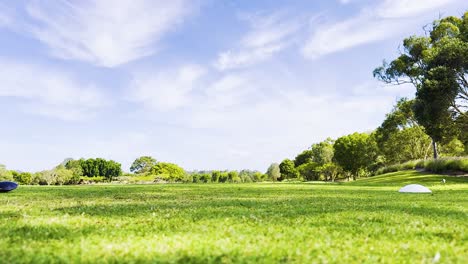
[128,156,267,183]
[0,158,122,185]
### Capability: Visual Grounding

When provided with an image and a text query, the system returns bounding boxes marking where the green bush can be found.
[0,165,13,181]
[415,160,426,169]
[79,176,105,183]
[12,172,32,185]
[375,157,468,175]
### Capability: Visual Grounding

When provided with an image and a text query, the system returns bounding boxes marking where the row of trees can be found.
[129,156,267,183]
[65,158,122,180]
[0,163,79,185]
[275,116,465,182]
[0,158,122,185]
[273,12,467,182]
[1,156,269,185]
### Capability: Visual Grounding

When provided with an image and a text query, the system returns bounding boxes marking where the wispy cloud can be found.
[0,59,106,120]
[215,12,301,71]
[302,0,458,59]
[376,0,455,18]
[18,0,195,67]
[129,64,206,111]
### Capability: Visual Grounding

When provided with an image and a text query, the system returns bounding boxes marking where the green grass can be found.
[351,170,468,186]
[0,171,467,263]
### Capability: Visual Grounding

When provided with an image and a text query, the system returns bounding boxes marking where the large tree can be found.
[310,138,334,165]
[279,159,299,181]
[74,158,122,180]
[150,162,186,181]
[130,156,157,174]
[374,12,468,158]
[375,98,432,164]
[333,132,378,180]
[266,163,281,181]
[294,150,313,167]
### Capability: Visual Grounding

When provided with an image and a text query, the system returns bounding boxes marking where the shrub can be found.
[12,172,32,185]
[415,159,426,169]
[150,162,186,182]
[79,176,105,183]
[297,162,319,181]
[211,171,221,183]
[375,157,468,175]
[0,165,13,181]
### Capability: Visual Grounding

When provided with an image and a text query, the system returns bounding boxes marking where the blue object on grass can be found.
[0,181,18,192]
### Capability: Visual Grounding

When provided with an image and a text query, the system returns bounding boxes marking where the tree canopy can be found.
[374,11,468,157]
[130,156,157,174]
[333,132,378,179]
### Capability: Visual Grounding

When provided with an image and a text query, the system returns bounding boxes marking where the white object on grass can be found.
[399,184,432,193]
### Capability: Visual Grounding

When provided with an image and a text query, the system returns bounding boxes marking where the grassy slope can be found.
[350,170,468,186]
[0,171,466,263]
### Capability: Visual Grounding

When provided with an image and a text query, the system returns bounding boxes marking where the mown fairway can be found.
[0,171,467,263]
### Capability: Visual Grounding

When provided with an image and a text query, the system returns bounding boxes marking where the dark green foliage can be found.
[333,132,378,179]
[374,12,468,157]
[375,100,433,164]
[211,170,221,182]
[228,171,241,183]
[75,158,122,180]
[316,163,343,182]
[279,159,299,180]
[294,150,313,167]
[192,173,211,183]
[375,98,431,164]
[218,172,229,183]
[296,162,319,181]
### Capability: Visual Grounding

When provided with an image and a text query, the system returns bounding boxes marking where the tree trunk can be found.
[432,140,438,159]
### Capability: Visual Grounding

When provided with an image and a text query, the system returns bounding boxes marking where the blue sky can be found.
[0,0,467,172]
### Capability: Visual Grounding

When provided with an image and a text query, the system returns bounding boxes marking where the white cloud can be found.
[215,12,301,71]
[302,0,458,59]
[0,59,106,120]
[376,0,455,18]
[302,14,403,59]
[21,0,194,67]
[202,73,260,109]
[129,64,206,111]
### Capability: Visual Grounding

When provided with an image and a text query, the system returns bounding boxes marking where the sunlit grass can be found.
[0,171,467,263]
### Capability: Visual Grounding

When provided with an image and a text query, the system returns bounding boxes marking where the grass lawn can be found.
[0,171,467,263]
